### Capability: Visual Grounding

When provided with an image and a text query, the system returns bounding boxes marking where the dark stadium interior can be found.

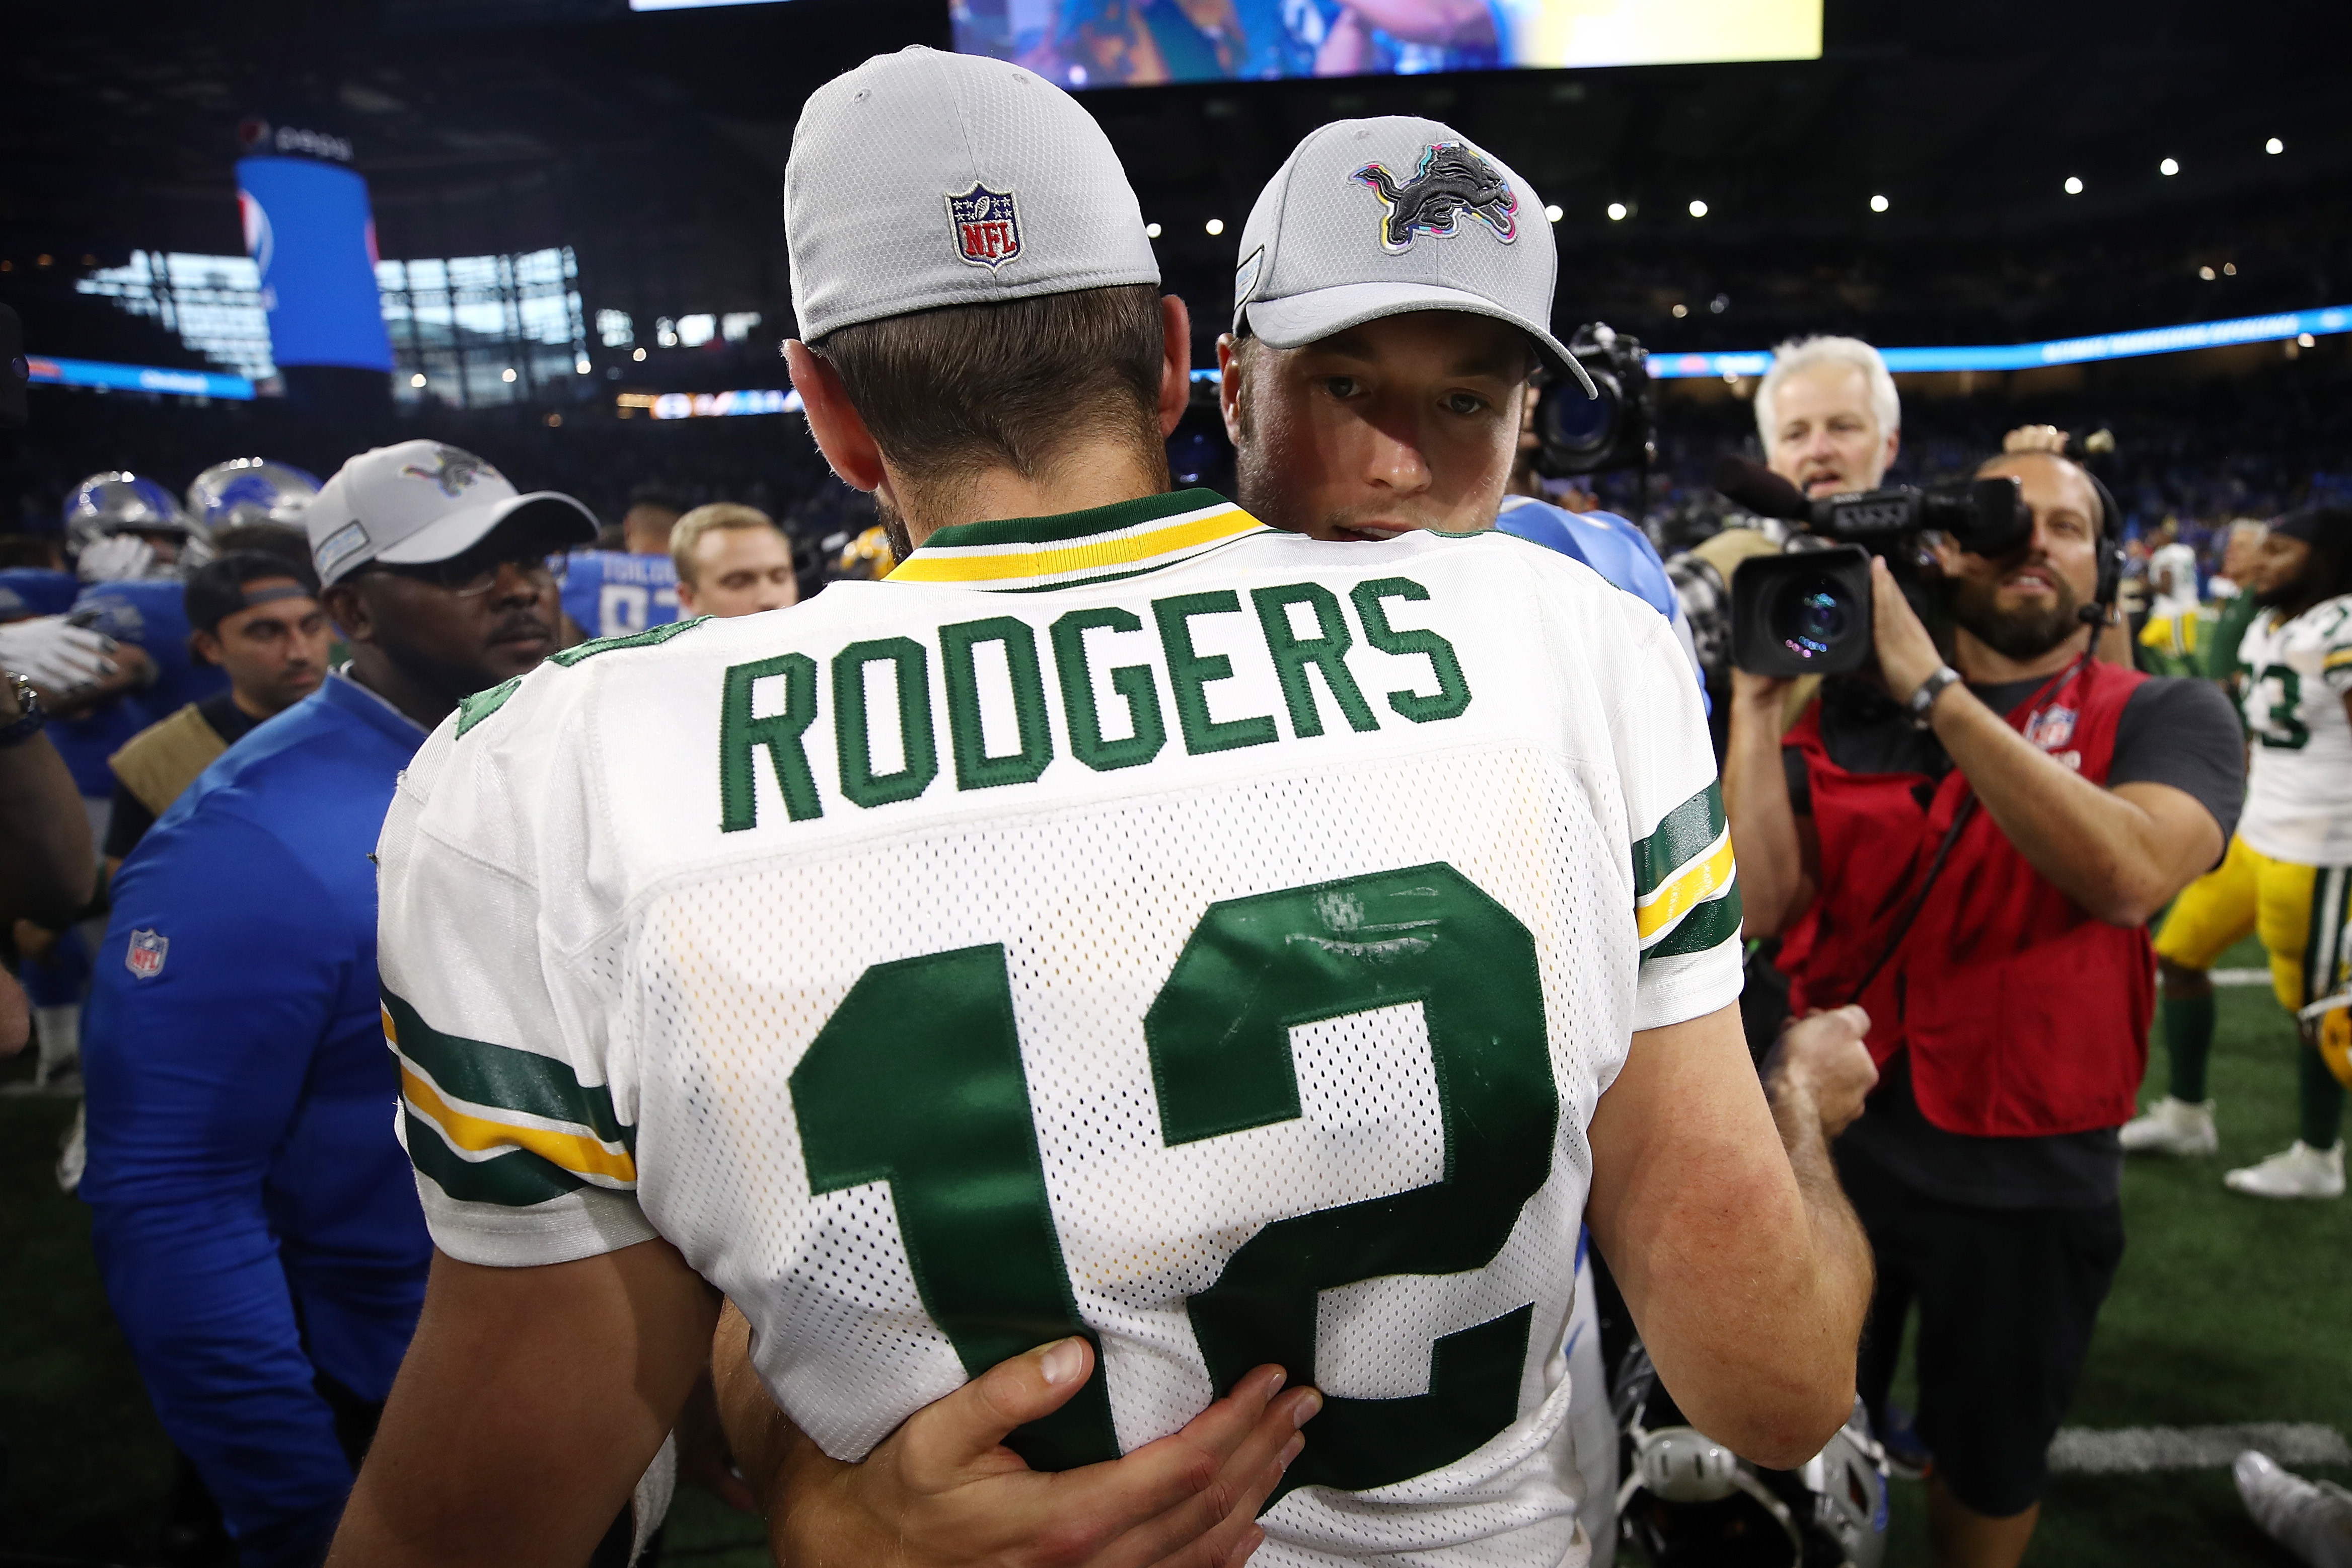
[5,2,2351,1566]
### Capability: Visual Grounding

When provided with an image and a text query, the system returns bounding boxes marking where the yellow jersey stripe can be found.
[1635,829,1737,941]
[889,509,1264,585]
[401,1063,638,1185]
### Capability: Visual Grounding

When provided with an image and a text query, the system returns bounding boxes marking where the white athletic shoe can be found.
[2235,1450,2352,1568]
[2224,1141,2346,1200]
[2119,1096,2219,1155]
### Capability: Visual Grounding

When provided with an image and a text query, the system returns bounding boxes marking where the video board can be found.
[950,0,1821,87]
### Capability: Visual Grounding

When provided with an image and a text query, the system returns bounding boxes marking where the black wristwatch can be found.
[0,670,48,749]
[1905,665,1963,730]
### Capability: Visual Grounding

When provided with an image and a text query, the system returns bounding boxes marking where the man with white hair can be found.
[1669,336,1902,749]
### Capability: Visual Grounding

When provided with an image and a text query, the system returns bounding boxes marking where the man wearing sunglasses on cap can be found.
[79,441,606,1568]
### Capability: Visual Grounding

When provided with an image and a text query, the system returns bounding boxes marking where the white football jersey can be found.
[376,490,1740,1567]
[2237,592,2352,864]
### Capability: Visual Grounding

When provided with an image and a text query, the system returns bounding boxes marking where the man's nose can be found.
[1366,426,1432,493]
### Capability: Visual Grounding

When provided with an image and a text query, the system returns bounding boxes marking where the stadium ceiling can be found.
[4,0,2344,351]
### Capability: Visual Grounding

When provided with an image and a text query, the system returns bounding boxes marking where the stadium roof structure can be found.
[4,0,2345,375]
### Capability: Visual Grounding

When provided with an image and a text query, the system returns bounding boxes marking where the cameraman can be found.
[1722,441,2244,1568]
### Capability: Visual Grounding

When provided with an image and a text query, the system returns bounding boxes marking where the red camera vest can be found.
[1776,656,2154,1138]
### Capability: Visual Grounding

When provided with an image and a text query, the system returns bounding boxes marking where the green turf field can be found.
[2,935,2343,1565]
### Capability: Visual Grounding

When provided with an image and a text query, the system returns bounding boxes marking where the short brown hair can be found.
[813,283,1166,495]
[670,502,784,586]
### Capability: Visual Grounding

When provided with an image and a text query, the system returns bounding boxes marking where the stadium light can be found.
[502,367,518,382]
[575,358,591,374]
[2198,266,2217,280]
[1204,217,1224,236]
[2267,137,2285,155]
[2300,333,2317,347]
[1687,199,1708,217]
[2160,157,2180,176]
[409,372,426,388]
[2225,263,2238,276]
[1544,203,1563,223]
[1144,222,1161,239]
[1671,303,1688,318]
[632,346,646,361]
[2064,175,2084,194]
[1606,202,1628,221]
[1869,193,1889,212]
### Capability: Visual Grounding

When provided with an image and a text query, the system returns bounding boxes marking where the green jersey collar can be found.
[887,488,1271,593]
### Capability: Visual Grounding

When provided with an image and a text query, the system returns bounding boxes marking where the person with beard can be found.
[1722,443,2245,1568]
[79,442,600,1568]
[2129,505,2352,1198]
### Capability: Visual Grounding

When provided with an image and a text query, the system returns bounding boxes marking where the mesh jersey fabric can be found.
[2236,593,2352,863]
[375,490,1741,1567]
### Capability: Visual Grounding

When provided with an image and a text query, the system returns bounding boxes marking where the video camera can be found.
[1533,323,1654,478]
[1714,456,2031,678]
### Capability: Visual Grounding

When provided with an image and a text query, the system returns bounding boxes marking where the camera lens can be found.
[1540,367,1618,458]
[1770,575,1854,661]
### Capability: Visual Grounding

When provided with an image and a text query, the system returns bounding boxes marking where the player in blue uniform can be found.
[82,441,599,1568]
[556,485,687,641]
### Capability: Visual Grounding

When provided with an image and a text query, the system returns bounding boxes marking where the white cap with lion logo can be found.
[305,439,598,586]
[1231,116,1592,394]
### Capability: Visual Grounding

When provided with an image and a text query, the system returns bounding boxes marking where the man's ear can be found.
[188,628,223,668]
[1882,425,1901,476]
[321,582,371,648]
[1156,293,1192,439]
[1216,333,1245,446]
[785,341,886,494]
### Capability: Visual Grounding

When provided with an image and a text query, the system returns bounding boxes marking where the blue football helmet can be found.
[186,457,323,533]
[64,472,197,551]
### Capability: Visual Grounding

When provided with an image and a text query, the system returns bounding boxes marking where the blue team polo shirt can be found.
[82,671,432,1568]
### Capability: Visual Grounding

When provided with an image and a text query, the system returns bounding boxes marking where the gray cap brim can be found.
[372,491,599,568]
[1243,281,1597,399]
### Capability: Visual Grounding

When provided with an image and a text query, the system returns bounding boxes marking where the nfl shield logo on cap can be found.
[947,184,1022,268]
[125,929,169,981]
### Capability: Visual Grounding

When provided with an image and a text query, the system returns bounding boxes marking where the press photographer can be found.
[1721,439,2244,1568]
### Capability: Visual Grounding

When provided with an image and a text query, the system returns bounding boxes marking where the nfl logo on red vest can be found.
[947,184,1021,268]
[125,928,169,980]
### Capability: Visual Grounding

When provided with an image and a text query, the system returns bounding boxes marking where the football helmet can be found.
[187,458,322,533]
[1614,1341,1888,1568]
[64,472,200,580]
[832,524,898,582]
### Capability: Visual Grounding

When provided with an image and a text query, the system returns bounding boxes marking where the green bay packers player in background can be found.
[332,46,1875,1568]
[2128,504,2352,1198]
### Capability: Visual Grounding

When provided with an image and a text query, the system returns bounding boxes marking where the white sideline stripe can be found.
[2048,1424,2351,1474]
[2212,968,2271,986]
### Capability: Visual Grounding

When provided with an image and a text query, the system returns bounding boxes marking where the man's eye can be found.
[1444,392,1488,415]
[1321,376,1361,400]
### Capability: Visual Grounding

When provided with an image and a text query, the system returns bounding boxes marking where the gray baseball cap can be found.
[306,440,597,587]
[785,46,1160,343]
[1231,116,1593,395]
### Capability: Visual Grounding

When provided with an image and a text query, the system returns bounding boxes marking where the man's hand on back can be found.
[713,1301,1319,1568]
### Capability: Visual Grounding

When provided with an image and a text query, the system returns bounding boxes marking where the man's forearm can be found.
[1929,684,2188,924]
[1762,1073,1873,1339]
[0,718,93,923]
[1722,695,1807,936]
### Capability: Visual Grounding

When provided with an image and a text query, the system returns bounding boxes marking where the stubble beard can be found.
[1947,562,2083,661]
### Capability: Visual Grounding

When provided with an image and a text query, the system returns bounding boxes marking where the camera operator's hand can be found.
[1727,665,1794,713]
[2002,424,2070,456]
[1763,1006,1878,1140]
[1867,556,1947,705]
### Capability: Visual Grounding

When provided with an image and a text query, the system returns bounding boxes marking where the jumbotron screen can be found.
[949,0,1822,86]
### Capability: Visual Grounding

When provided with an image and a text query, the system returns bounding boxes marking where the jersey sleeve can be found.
[81,814,363,1563]
[2322,606,2352,694]
[1603,602,1744,1032]
[376,684,658,1268]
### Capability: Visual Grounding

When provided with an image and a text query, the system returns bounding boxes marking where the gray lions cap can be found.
[306,440,597,587]
[1231,116,1593,395]
[785,46,1160,342]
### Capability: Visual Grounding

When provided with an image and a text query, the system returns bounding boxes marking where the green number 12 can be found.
[789,864,1560,1488]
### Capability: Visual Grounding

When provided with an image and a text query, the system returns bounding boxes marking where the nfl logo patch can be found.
[125,929,169,981]
[946,184,1022,269]
[2025,706,2078,751]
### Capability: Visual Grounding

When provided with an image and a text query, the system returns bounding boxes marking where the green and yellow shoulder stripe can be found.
[383,991,636,1208]
[1633,781,1741,961]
